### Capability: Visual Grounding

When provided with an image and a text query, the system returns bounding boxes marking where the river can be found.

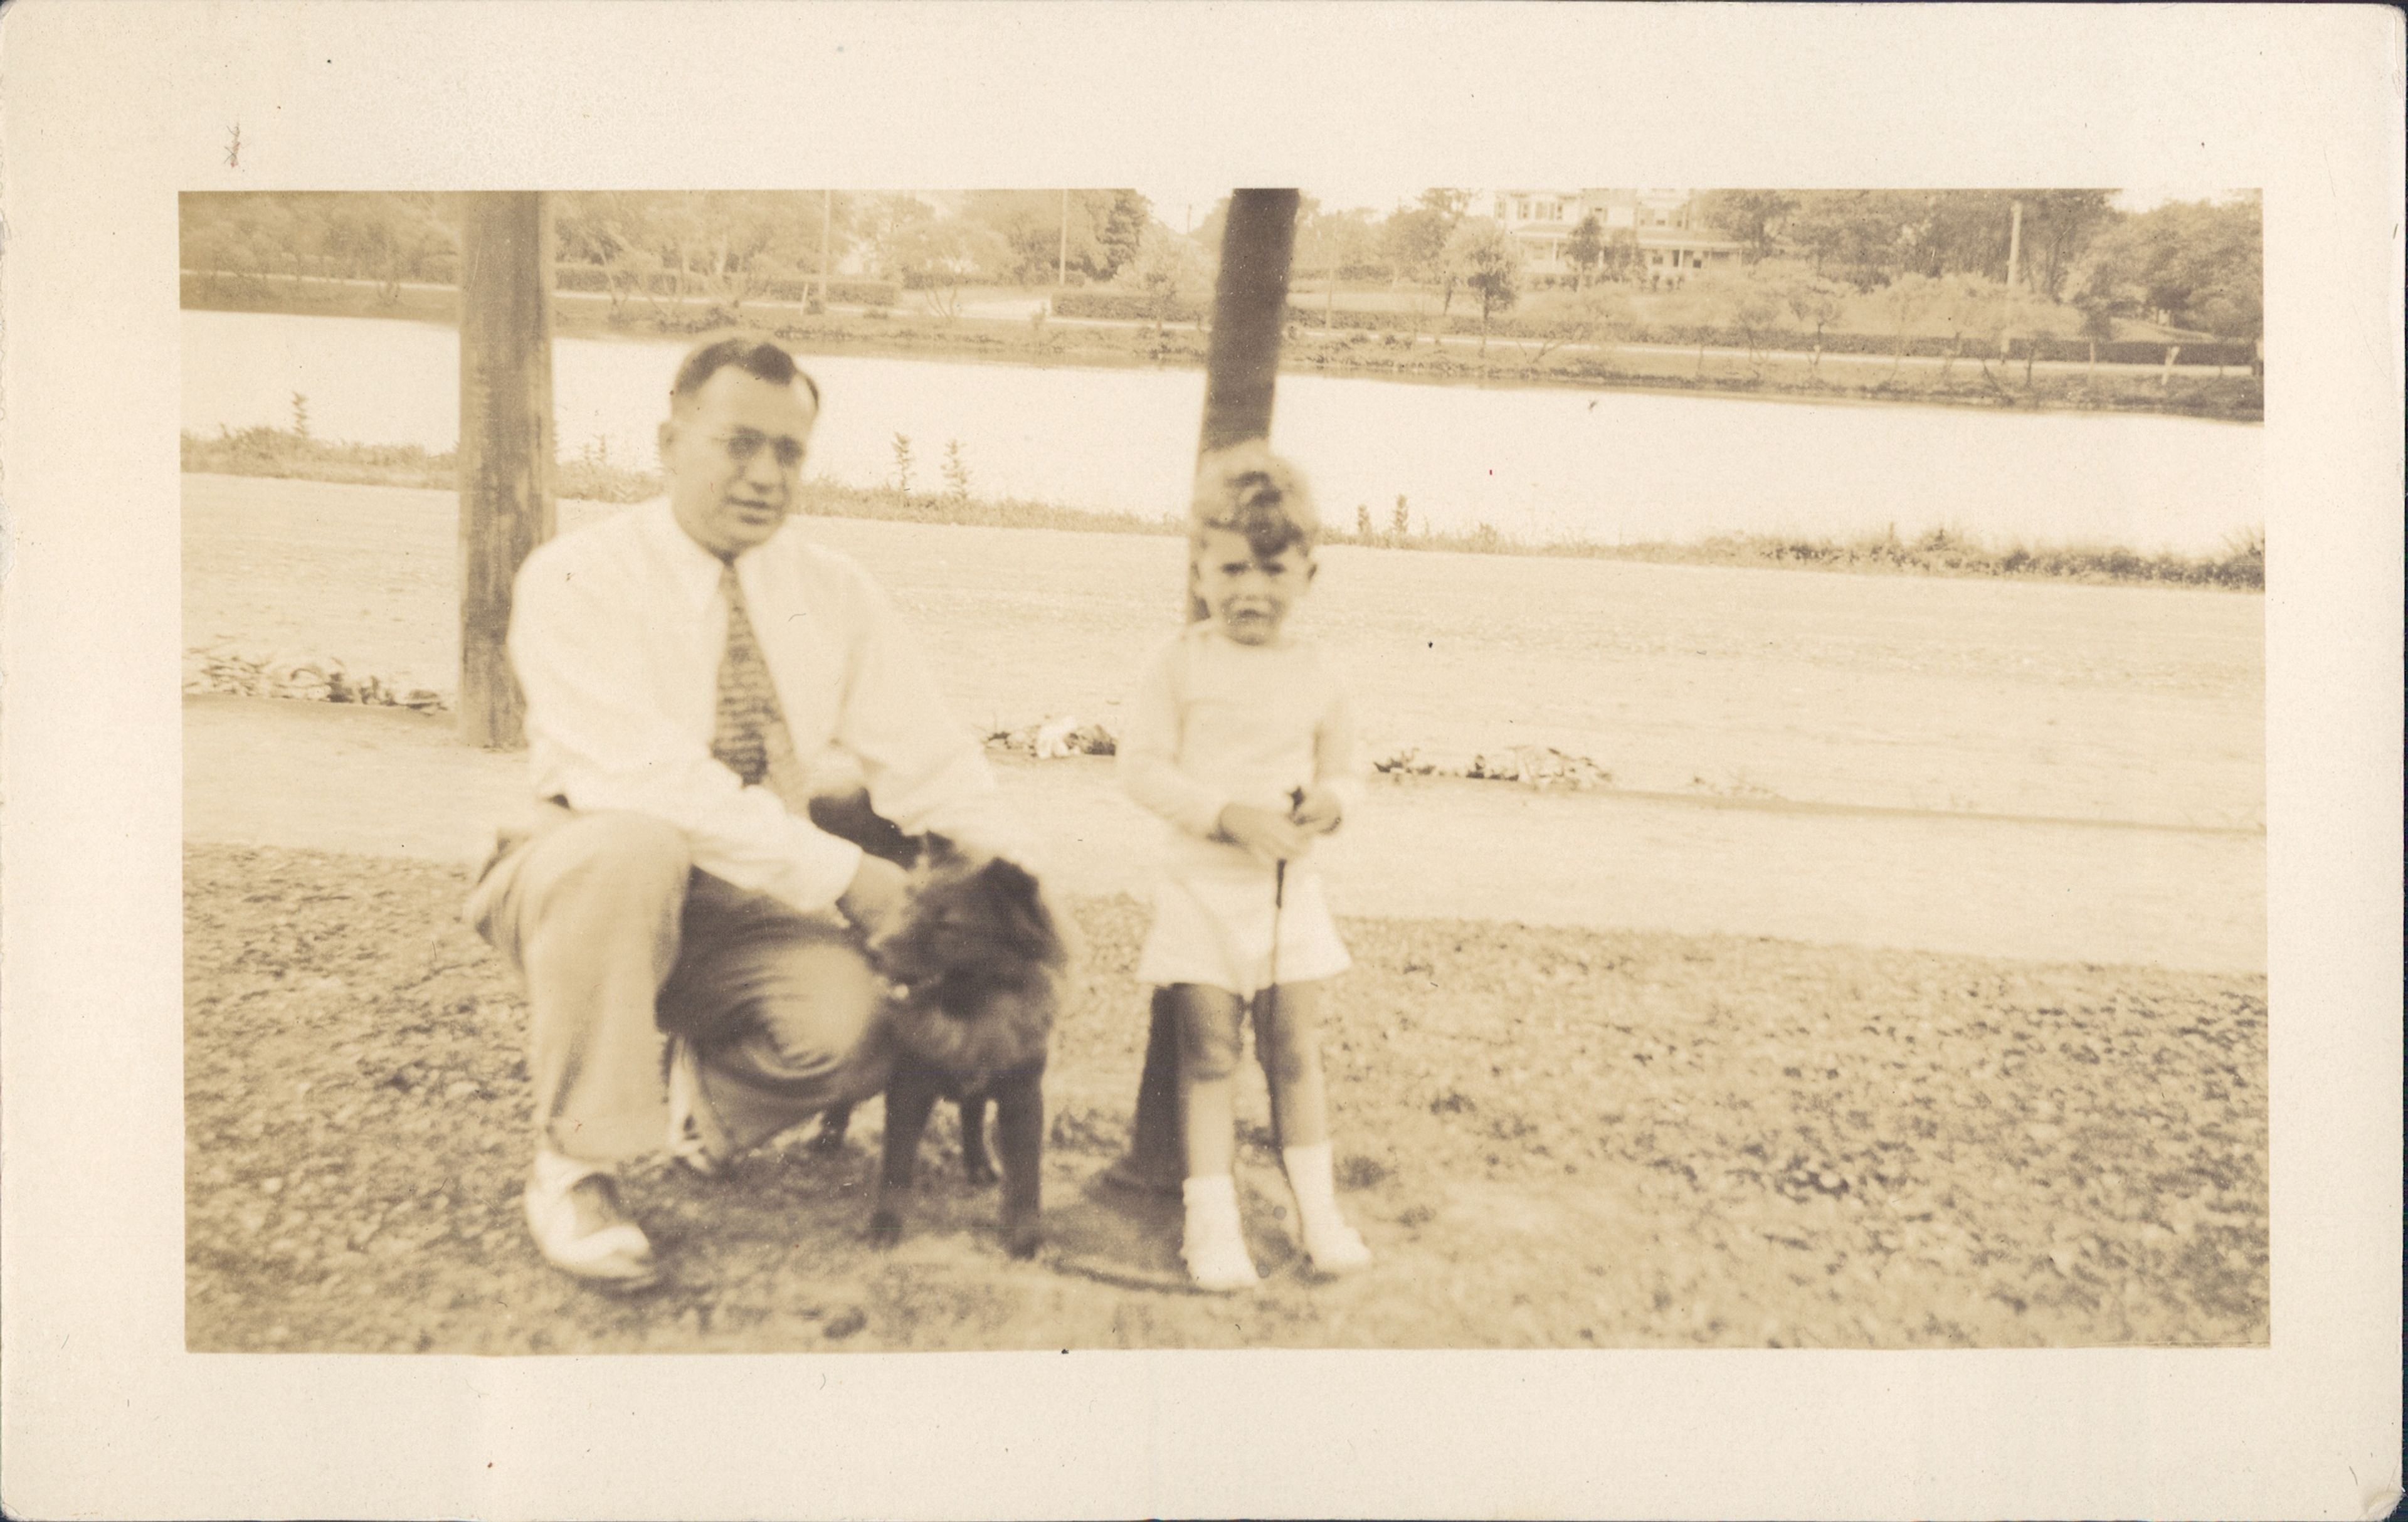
[182,310,2262,553]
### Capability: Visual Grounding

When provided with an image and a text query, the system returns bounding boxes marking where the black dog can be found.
[805,793,1064,1258]
[803,791,922,1161]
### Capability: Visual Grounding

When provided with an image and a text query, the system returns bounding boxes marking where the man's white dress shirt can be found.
[509,500,1031,915]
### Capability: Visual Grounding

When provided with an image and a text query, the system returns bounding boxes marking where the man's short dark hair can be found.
[670,337,821,411]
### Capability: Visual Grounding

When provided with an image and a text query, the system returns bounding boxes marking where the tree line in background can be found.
[1687,189,2261,340]
[180,185,2262,344]
[179,189,1154,310]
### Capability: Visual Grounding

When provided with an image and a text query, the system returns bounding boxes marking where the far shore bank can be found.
[182,275,2266,425]
[181,431,2266,591]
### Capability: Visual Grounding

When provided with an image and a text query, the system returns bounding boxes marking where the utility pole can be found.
[1111,189,1302,1192]
[818,188,833,309]
[1059,188,1070,289]
[457,191,556,749]
[2007,198,2024,290]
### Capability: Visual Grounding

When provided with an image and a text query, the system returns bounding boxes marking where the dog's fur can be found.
[805,791,1065,1258]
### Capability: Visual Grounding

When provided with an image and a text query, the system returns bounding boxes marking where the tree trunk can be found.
[1193,189,1300,463]
[457,192,557,749]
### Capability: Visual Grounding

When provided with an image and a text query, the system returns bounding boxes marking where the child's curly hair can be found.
[1189,441,1320,560]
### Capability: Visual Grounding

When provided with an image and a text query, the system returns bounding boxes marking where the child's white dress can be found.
[1119,623,1363,998]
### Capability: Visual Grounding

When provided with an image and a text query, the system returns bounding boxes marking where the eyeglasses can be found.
[709,430,807,470]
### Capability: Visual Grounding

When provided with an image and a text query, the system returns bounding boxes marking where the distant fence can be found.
[1052,288,2256,367]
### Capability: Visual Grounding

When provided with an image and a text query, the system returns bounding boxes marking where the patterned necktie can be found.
[711,563,783,788]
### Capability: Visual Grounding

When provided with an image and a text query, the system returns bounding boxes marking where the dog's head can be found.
[866,836,1064,1084]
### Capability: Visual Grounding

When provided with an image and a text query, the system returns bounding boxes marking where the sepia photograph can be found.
[179,181,2269,1353]
[6,4,2397,1518]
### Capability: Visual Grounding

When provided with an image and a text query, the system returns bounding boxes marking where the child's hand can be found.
[1217,801,1309,862]
[1291,785,1344,835]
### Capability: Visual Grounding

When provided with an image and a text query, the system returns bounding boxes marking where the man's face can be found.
[658,366,818,559]
[1192,526,1313,646]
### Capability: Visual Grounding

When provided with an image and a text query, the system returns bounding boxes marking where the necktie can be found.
[711,563,783,788]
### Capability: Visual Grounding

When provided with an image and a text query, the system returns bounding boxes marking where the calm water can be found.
[182,310,2262,552]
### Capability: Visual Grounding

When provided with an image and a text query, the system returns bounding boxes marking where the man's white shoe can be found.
[524,1151,658,1286]
[665,1035,730,1177]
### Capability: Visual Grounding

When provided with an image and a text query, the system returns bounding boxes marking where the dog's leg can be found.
[811,1100,854,1154]
[958,1093,998,1186]
[868,1063,943,1249]
[991,1067,1046,1259]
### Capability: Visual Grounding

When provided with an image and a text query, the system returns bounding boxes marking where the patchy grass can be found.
[182,425,661,504]
[182,428,2265,591]
[186,842,2266,1353]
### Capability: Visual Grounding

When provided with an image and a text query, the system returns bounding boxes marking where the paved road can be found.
[183,694,2264,974]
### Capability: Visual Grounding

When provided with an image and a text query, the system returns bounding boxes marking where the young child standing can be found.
[1119,443,1373,1291]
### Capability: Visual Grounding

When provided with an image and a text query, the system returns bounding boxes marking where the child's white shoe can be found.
[1300,1218,1373,1274]
[1183,1232,1263,1292]
[1181,1173,1260,1293]
[1283,1141,1373,1274]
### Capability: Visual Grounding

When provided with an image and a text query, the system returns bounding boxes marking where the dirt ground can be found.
[186,843,2266,1352]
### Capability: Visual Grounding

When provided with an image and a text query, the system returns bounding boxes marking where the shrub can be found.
[1054,288,1205,324]
[549,263,896,309]
[822,279,901,307]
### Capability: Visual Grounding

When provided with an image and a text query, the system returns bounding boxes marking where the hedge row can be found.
[1054,289,2255,367]
[1052,289,1206,323]
[1055,289,1488,334]
[550,263,897,307]
[1546,323,2258,367]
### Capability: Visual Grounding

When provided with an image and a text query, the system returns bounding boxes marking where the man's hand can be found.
[1291,785,1344,836]
[1217,801,1308,863]
[837,853,909,931]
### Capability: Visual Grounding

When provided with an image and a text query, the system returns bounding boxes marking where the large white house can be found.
[1486,188,1746,282]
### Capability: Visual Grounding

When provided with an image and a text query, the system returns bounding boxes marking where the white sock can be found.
[1183,1172,1240,1231]
[1181,1173,1258,1288]
[1281,1143,1343,1229]
[1283,1143,1372,1269]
